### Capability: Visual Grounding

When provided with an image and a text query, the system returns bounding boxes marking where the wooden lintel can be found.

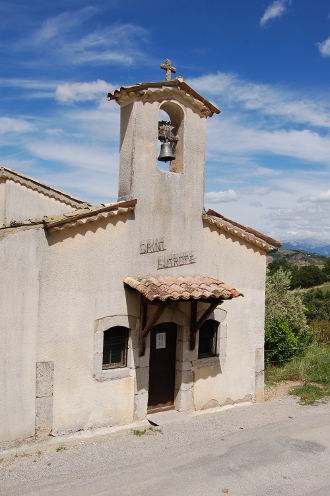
[190,298,221,350]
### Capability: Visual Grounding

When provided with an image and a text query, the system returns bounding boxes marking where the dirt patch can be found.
[265,381,303,401]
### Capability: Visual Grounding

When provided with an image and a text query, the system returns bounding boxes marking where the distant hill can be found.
[267,248,328,267]
[282,241,330,257]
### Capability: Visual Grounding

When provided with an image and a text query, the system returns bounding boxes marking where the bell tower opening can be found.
[157,102,184,174]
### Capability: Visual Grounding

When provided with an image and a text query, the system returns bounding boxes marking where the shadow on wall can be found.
[45,211,135,246]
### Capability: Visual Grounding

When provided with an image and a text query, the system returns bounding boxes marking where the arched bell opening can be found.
[157,101,184,173]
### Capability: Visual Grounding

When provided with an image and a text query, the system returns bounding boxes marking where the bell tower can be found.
[108,60,220,224]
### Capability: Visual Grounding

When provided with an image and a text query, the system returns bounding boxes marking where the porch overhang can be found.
[124,275,243,354]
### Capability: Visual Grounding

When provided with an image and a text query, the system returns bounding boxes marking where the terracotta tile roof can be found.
[108,79,220,117]
[203,209,281,253]
[124,275,243,302]
[0,167,89,208]
[44,199,137,231]
[0,199,137,231]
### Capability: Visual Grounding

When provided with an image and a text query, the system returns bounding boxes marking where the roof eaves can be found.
[0,167,90,207]
[124,275,243,302]
[203,212,280,253]
[108,79,220,116]
[45,199,137,232]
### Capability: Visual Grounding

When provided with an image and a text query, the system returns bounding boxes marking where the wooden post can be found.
[139,296,148,356]
[190,298,221,350]
[190,300,198,350]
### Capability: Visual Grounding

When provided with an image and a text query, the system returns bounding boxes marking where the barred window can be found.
[198,320,219,359]
[102,326,128,369]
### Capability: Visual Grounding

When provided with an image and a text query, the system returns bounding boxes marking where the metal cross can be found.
[160,59,176,81]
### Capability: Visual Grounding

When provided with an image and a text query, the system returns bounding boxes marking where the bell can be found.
[158,141,175,163]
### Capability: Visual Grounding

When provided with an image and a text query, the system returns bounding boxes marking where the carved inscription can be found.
[140,238,166,254]
[157,251,196,270]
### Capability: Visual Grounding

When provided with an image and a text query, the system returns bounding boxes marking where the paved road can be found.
[1,396,329,496]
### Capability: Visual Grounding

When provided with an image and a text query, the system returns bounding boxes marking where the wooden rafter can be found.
[139,297,167,356]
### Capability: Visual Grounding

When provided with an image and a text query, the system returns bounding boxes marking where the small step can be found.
[147,409,189,426]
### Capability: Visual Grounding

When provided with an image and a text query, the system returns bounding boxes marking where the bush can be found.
[266,268,308,334]
[303,289,330,322]
[265,318,298,365]
[291,265,327,289]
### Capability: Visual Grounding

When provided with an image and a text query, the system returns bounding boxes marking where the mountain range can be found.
[281,241,330,257]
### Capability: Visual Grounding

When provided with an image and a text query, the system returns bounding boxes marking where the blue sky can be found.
[0,0,330,243]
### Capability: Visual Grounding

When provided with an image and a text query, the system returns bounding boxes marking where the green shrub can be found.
[299,343,330,384]
[310,319,330,344]
[265,318,298,365]
[265,269,308,334]
[303,289,330,322]
[265,343,330,385]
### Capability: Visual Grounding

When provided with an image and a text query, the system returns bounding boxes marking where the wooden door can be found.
[148,323,177,412]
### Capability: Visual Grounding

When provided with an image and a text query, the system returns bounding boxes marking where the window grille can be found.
[198,320,219,359]
[102,326,128,369]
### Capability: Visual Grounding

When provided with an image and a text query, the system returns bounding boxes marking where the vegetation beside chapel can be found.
[265,250,330,404]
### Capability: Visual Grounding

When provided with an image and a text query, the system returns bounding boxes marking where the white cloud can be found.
[32,7,97,45]
[205,189,238,203]
[303,189,330,203]
[207,119,330,166]
[318,189,330,202]
[26,140,117,173]
[55,80,113,103]
[0,117,34,135]
[260,0,289,27]
[318,37,330,57]
[0,78,58,90]
[244,186,271,196]
[189,72,330,129]
[18,9,148,68]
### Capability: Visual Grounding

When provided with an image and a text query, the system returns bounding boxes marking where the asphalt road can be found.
[1,396,329,496]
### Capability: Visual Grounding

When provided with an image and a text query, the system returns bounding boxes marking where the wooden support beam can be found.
[189,300,198,350]
[139,299,167,356]
[190,298,221,350]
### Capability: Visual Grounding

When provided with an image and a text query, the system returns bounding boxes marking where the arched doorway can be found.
[148,322,177,412]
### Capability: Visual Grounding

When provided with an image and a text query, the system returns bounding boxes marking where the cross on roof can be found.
[160,58,176,81]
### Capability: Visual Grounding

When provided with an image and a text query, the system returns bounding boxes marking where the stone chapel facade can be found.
[0,69,280,446]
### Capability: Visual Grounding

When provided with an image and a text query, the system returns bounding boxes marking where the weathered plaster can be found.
[1,179,74,225]
[0,226,46,444]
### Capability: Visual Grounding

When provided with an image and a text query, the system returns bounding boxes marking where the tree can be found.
[265,268,308,332]
[323,258,330,277]
[265,268,311,361]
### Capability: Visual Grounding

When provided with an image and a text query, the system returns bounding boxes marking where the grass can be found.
[14,452,31,458]
[266,343,330,405]
[132,426,163,436]
[288,383,330,405]
[266,343,330,384]
[56,445,67,452]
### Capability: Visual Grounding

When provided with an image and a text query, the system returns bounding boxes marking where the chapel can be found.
[0,60,280,445]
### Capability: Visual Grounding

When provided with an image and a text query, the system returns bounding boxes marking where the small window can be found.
[102,326,128,369]
[198,320,219,359]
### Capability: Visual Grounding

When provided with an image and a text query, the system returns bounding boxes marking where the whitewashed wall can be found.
[0,179,75,224]
[0,227,45,443]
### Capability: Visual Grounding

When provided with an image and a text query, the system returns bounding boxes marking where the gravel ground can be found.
[1,393,329,496]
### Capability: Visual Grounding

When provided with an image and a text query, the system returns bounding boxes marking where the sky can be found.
[0,0,330,244]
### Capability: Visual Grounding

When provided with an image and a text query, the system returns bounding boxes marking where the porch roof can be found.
[124,275,243,302]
